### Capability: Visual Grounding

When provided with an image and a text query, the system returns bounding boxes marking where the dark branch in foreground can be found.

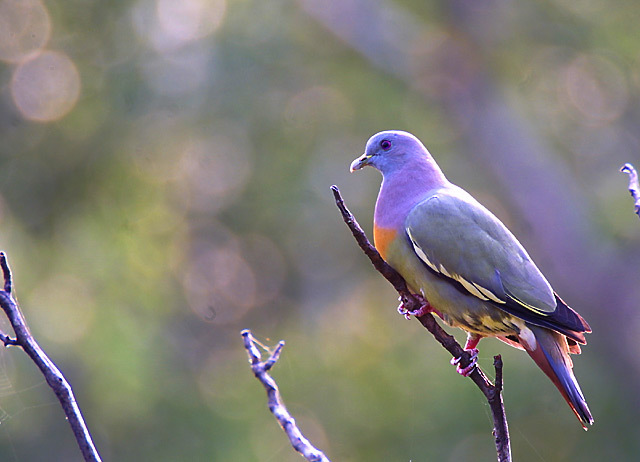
[620,163,640,219]
[0,252,101,462]
[241,330,331,462]
[331,185,512,462]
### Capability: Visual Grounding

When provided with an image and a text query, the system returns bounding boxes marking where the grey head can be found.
[350,130,445,182]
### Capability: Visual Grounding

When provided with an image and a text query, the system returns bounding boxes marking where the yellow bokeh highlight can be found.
[27,274,96,345]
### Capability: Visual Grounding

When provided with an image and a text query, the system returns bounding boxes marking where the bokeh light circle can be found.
[133,0,227,52]
[563,53,628,124]
[0,0,51,63]
[156,0,227,44]
[176,132,253,213]
[11,50,81,122]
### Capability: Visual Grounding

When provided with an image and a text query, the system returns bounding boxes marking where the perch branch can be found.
[0,252,102,462]
[331,185,511,462]
[241,329,331,462]
[620,163,640,218]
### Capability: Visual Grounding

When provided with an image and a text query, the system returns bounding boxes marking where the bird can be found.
[350,130,593,429]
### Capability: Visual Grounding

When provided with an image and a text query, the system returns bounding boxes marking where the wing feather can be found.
[405,188,589,338]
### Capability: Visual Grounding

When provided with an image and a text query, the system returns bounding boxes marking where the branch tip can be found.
[241,329,262,364]
[0,332,18,347]
[620,163,640,218]
[264,341,285,371]
[0,252,12,294]
[493,355,504,392]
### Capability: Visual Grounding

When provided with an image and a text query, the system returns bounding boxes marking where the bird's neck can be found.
[374,162,447,230]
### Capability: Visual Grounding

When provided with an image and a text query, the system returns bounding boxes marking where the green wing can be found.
[405,187,592,342]
[405,187,556,313]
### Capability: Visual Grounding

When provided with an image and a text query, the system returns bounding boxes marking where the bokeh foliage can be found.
[0,0,639,460]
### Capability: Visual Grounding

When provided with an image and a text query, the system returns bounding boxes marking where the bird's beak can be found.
[350,153,371,172]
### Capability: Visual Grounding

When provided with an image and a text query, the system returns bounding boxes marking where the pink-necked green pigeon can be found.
[350,130,593,429]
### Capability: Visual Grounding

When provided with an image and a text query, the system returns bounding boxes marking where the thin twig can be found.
[331,186,511,462]
[490,355,510,454]
[620,163,640,218]
[0,252,102,462]
[0,331,19,346]
[241,330,331,462]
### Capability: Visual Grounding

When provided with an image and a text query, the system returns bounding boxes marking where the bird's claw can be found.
[450,348,479,377]
[397,304,412,320]
[397,300,433,320]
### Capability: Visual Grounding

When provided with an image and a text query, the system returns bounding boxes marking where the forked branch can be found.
[241,329,331,462]
[0,252,101,462]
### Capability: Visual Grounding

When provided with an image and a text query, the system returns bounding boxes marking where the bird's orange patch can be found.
[373,225,397,261]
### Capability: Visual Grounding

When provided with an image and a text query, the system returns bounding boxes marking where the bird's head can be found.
[350,130,429,175]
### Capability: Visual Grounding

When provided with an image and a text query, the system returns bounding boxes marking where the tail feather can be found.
[520,324,593,429]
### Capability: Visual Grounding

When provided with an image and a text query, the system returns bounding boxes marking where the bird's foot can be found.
[450,348,479,377]
[397,299,434,320]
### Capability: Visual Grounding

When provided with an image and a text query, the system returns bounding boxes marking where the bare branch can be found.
[620,163,640,219]
[331,186,511,462]
[0,252,102,462]
[490,355,510,456]
[241,330,331,462]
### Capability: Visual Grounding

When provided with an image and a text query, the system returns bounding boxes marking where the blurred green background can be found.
[0,0,639,460]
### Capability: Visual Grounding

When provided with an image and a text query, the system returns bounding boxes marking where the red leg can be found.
[464,333,483,351]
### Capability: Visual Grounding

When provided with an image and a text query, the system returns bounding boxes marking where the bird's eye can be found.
[380,139,392,151]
